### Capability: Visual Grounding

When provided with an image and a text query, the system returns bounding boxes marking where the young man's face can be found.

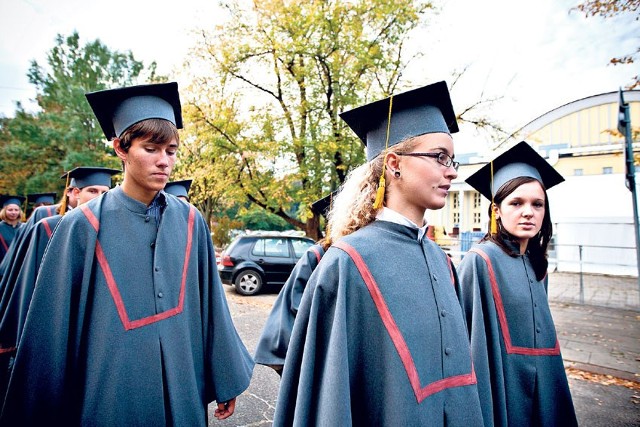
[73,185,110,206]
[116,136,179,201]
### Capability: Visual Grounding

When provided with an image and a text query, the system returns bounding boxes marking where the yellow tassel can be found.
[59,172,71,216]
[372,95,394,211]
[490,210,497,234]
[489,159,497,234]
[373,174,386,210]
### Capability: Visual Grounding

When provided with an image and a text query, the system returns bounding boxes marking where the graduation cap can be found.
[0,195,26,209]
[310,191,336,219]
[67,167,121,189]
[27,192,56,206]
[164,179,192,199]
[340,81,458,162]
[60,171,78,188]
[85,82,183,140]
[466,141,564,200]
[466,141,565,233]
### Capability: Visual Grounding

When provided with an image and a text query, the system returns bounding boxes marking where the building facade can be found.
[428,90,640,275]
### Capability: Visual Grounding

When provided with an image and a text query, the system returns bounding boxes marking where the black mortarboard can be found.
[27,192,56,205]
[340,81,458,161]
[85,82,183,140]
[466,141,565,201]
[164,179,192,199]
[60,171,78,188]
[310,191,337,219]
[67,167,121,189]
[0,195,26,208]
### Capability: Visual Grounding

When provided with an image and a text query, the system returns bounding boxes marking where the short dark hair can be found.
[117,118,180,152]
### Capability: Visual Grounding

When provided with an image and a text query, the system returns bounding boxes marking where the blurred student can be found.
[164,179,192,202]
[273,82,484,426]
[0,167,119,401]
[0,176,77,277]
[25,192,56,218]
[0,196,25,266]
[458,141,577,426]
[254,192,333,375]
[1,82,254,426]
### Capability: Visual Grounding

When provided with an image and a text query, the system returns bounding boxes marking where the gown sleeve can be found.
[273,247,354,426]
[1,212,95,423]
[197,213,254,404]
[457,250,509,427]
[254,244,323,370]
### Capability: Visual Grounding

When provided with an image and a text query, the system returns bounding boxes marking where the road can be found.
[208,286,640,427]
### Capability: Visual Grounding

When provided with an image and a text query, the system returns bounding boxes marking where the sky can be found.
[0,0,637,153]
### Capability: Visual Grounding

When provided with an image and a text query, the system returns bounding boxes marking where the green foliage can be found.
[0,31,160,195]
[210,216,244,248]
[238,207,295,232]
[181,0,434,239]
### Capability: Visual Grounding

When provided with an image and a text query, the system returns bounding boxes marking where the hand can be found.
[214,397,236,420]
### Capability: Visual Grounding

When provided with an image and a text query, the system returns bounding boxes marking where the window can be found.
[473,212,481,224]
[292,238,314,258]
[453,212,460,224]
[574,169,583,176]
[473,193,481,209]
[252,238,289,257]
[602,167,613,175]
[452,193,459,209]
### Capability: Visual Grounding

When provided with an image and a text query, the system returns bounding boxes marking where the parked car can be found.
[218,232,315,295]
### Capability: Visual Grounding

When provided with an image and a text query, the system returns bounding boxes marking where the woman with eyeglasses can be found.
[457,141,577,427]
[273,82,485,427]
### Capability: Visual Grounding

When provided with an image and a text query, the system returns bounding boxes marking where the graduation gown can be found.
[273,220,484,427]
[254,244,324,370]
[0,221,23,267]
[0,204,57,277]
[457,240,577,427]
[1,187,254,426]
[0,214,61,400]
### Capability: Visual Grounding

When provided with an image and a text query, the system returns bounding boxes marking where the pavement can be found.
[547,271,640,383]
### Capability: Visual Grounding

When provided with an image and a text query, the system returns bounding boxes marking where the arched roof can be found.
[519,90,640,136]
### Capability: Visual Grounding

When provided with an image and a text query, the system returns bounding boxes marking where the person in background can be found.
[273,81,484,426]
[164,179,192,202]
[25,193,56,218]
[457,141,577,426]
[1,82,254,426]
[61,171,80,212]
[0,196,25,266]
[0,175,77,278]
[0,167,120,401]
[254,192,334,376]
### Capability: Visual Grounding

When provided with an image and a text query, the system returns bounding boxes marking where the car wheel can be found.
[234,269,263,296]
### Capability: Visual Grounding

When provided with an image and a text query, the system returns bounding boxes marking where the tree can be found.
[0,31,161,196]
[179,0,505,241]
[572,0,640,89]
[180,0,435,240]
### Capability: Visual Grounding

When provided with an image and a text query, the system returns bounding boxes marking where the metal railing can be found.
[436,234,639,310]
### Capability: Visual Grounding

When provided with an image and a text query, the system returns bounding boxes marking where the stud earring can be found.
[394,170,401,178]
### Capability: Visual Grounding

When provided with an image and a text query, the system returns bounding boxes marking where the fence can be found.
[439,233,639,310]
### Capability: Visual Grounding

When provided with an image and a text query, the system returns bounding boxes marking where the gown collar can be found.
[375,207,429,242]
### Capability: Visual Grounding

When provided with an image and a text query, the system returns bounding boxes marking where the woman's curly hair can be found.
[327,136,422,243]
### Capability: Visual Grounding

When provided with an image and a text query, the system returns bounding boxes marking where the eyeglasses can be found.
[398,152,459,171]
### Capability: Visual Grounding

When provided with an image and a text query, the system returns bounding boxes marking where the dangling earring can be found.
[394,170,401,178]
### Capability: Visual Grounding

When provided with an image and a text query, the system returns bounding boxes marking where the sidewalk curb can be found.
[564,360,640,383]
